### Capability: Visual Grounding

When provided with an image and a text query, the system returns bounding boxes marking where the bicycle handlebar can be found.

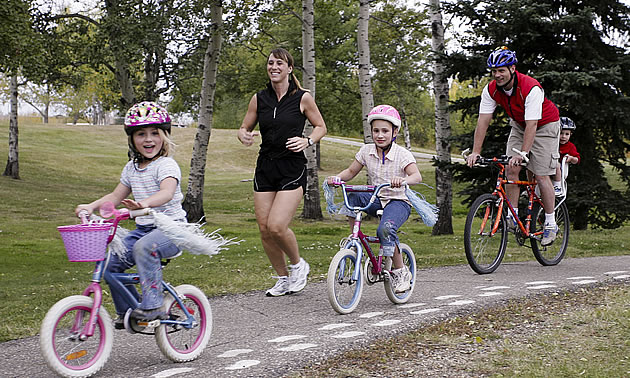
[461,148,528,167]
[332,182,398,213]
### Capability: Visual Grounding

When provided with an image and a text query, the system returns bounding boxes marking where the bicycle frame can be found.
[486,158,543,239]
[74,212,197,340]
[339,183,392,282]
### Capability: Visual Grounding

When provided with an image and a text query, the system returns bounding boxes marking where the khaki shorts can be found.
[506,120,560,176]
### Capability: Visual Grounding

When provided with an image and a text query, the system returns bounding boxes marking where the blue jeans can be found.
[104,224,181,315]
[340,192,411,256]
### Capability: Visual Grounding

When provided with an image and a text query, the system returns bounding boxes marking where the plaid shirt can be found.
[355,143,416,207]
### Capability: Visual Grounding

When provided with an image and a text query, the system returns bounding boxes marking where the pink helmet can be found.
[367,105,401,128]
[124,101,171,135]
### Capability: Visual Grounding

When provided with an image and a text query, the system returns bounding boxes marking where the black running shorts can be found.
[254,157,306,192]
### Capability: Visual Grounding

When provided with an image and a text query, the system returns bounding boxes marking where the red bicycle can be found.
[463,151,570,274]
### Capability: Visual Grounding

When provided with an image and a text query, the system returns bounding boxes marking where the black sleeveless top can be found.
[256,80,307,161]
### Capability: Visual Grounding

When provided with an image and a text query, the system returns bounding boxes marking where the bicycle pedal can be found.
[137,319,161,328]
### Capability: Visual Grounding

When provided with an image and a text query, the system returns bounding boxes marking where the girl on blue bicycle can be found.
[75,101,186,327]
[326,105,423,293]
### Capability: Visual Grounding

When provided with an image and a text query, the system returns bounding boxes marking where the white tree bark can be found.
[182,0,223,222]
[430,0,453,235]
[358,0,374,144]
[3,73,19,179]
[300,0,323,219]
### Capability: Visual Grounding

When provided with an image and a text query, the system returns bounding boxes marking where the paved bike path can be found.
[3,255,629,377]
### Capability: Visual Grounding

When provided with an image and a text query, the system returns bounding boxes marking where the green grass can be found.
[0,121,629,343]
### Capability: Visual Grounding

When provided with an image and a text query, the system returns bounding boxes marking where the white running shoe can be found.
[541,223,559,246]
[288,258,310,293]
[391,267,412,293]
[265,276,289,297]
[554,185,563,196]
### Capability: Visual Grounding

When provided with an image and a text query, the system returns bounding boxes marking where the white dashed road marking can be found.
[319,323,353,330]
[360,311,384,318]
[410,308,441,315]
[448,300,475,306]
[152,368,195,377]
[526,281,555,285]
[225,360,261,370]
[481,286,510,290]
[372,319,401,327]
[614,275,630,280]
[278,343,318,351]
[268,335,307,343]
[478,292,503,297]
[572,280,598,285]
[435,295,461,300]
[528,284,557,289]
[218,349,253,358]
[332,331,366,338]
[604,270,628,275]
[399,302,427,308]
[567,276,595,280]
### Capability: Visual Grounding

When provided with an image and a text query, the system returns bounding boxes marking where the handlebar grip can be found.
[78,210,89,224]
[129,208,151,218]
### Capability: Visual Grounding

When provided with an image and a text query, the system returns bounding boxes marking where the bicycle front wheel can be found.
[40,295,113,378]
[531,201,569,265]
[384,243,416,304]
[327,248,363,314]
[464,193,508,274]
[156,284,212,362]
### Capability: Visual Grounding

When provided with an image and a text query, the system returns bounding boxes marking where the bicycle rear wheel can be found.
[40,295,113,378]
[384,243,416,304]
[327,248,363,314]
[464,193,508,274]
[156,284,212,362]
[531,201,569,265]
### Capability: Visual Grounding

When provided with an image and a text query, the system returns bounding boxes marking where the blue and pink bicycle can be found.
[39,206,212,377]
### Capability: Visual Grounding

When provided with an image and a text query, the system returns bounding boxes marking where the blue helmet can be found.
[560,117,576,131]
[487,46,518,68]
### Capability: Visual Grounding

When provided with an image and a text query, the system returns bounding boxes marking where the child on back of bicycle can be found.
[326,105,423,293]
[552,116,580,195]
[75,101,186,328]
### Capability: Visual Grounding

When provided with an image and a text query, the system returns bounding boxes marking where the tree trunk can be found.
[399,101,411,150]
[300,0,322,220]
[357,0,374,144]
[182,0,223,222]
[3,74,20,179]
[430,0,453,235]
[104,0,136,109]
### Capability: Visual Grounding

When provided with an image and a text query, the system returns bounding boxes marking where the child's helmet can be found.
[367,105,401,128]
[487,46,518,68]
[124,101,171,135]
[560,117,576,131]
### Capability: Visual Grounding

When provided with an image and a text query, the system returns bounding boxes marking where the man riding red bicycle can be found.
[466,46,561,246]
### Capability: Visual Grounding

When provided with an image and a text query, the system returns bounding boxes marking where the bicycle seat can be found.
[161,251,183,266]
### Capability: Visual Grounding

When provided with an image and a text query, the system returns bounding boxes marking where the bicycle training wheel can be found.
[40,295,113,378]
[464,193,508,274]
[383,243,416,304]
[327,248,363,314]
[156,284,212,362]
[531,201,569,265]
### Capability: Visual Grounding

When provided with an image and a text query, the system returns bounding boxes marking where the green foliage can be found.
[445,0,630,229]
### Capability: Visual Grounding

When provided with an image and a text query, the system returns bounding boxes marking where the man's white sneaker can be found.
[265,276,289,297]
[288,258,310,293]
[391,267,412,293]
[554,185,563,196]
[541,224,559,246]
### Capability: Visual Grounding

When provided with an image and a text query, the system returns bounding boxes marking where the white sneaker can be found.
[541,223,559,246]
[288,258,310,293]
[391,267,411,293]
[554,185,563,196]
[265,276,289,297]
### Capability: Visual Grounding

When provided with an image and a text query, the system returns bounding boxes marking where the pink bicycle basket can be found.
[57,223,112,262]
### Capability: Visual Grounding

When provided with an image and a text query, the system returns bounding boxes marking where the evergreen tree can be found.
[446,0,630,229]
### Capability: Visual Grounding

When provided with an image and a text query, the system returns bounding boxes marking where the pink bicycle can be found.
[40,206,212,377]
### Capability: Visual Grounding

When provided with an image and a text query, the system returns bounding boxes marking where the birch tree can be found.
[430,0,453,235]
[300,0,322,219]
[4,75,19,179]
[357,0,374,143]
[182,0,223,222]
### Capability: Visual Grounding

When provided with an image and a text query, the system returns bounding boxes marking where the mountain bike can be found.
[463,150,570,274]
[40,206,212,377]
[326,182,416,314]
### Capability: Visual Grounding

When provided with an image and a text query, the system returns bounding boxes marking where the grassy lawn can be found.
[1,121,629,345]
